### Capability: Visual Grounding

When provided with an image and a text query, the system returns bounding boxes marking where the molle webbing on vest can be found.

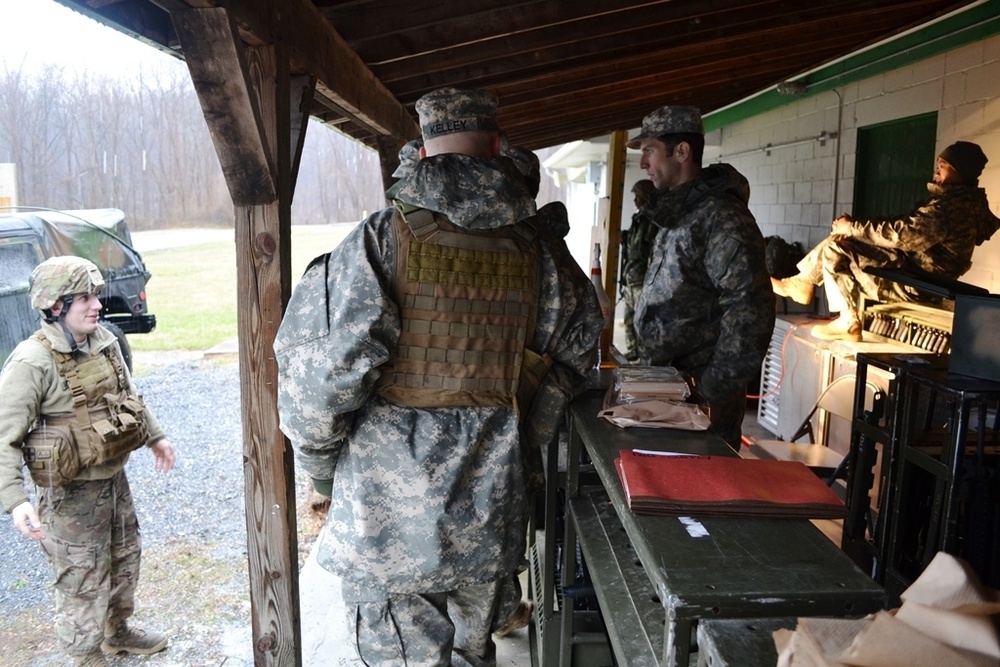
[31,332,148,466]
[379,206,540,409]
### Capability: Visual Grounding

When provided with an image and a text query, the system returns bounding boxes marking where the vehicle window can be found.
[0,242,43,293]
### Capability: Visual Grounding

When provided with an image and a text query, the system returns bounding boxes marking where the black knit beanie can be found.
[938,141,988,184]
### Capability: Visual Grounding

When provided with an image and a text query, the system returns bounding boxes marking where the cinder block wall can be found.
[709,33,1000,294]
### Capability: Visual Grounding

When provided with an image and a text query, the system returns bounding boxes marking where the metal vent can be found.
[758,320,791,433]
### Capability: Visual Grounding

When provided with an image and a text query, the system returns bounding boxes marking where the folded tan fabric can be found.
[841,610,996,667]
[774,552,1000,666]
[598,399,710,430]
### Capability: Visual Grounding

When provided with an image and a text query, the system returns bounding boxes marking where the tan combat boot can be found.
[73,650,109,667]
[771,275,815,305]
[811,312,863,342]
[101,622,168,656]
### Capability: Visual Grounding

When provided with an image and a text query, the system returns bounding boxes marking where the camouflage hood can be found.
[925,181,1000,246]
[648,163,750,229]
[393,153,536,229]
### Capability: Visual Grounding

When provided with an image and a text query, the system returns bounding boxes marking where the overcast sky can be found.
[1,0,181,78]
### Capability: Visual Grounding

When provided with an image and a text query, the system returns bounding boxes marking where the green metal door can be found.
[853,113,938,218]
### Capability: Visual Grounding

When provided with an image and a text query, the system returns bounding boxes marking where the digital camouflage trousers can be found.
[37,469,141,657]
[345,579,504,667]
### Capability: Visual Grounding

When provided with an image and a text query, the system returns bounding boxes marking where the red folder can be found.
[614,449,846,519]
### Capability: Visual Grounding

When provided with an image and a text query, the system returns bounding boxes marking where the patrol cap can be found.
[416,87,499,141]
[626,105,704,149]
[938,141,988,184]
[29,255,105,310]
[392,137,424,178]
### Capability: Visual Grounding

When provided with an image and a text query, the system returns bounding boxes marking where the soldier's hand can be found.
[12,501,45,541]
[150,438,176,473]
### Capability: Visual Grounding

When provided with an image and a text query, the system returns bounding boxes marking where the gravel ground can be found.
[0,355,322,667]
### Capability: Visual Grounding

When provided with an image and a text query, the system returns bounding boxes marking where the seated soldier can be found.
[773,141,1000,341]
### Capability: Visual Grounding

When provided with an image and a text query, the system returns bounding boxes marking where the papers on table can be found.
[614,449,847,519]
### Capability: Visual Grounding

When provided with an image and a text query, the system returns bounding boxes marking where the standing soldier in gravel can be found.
[0,256,176,667]
[629,105,775,449]
[275,87,602,667]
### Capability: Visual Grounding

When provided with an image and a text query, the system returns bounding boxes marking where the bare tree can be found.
[1,60,561,230]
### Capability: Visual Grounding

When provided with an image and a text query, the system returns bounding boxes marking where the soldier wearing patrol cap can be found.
[621,178,658,360]
[275,88,602,665]
[384,136,424,200]
[628,105,775,449]
[0,256,175,667]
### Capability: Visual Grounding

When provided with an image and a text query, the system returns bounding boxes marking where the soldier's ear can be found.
[674,141,690,162]
[49,300,64,316]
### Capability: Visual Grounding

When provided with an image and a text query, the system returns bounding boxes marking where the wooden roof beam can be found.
[171,7,276,205]
[221,0,418,142]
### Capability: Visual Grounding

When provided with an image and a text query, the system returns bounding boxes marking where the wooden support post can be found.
[289,75,317,196]
[170,7,303,665]
[604,129,627,312]
[237,44,301,667]
[171,8,275,205]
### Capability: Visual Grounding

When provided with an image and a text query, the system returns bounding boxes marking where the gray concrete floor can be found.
[299,537,532,666]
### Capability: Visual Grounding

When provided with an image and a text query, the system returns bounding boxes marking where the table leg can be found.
[664,618,692,667]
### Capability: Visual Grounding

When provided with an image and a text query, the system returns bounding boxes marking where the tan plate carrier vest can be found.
[22,332,149,486]
[377,204,551,416]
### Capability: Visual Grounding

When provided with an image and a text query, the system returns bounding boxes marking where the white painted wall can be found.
[713,33,1000,293]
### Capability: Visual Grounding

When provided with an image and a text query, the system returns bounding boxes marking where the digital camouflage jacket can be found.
[274,153,602,597]
[844,181,1000,277]
[634,163,775,404]
[622,207,658,288]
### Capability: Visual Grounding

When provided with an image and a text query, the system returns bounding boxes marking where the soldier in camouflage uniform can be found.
[773,141,1000,341]
[385,136,424,200]
[621,179,658,360]
[629,105,775,449]
[275,88,602,667]
[0,256,175,667]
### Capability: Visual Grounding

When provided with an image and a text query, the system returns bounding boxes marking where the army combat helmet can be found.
[29,255,105,313]
[30,256,105,353]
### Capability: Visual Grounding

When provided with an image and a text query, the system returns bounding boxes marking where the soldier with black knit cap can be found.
[0,255,175,667]
[773,141,1000,341]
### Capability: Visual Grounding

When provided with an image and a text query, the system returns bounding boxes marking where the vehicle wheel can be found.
[101,322,133,372]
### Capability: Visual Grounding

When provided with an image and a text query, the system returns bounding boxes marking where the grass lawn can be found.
[129,224,353,352]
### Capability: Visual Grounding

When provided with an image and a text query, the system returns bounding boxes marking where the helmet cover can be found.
[29,256,105,310]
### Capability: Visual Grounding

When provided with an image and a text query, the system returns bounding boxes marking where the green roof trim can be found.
[704,0,1000,133]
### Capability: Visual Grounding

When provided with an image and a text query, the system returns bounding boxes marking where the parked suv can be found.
[0,207,156,369]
